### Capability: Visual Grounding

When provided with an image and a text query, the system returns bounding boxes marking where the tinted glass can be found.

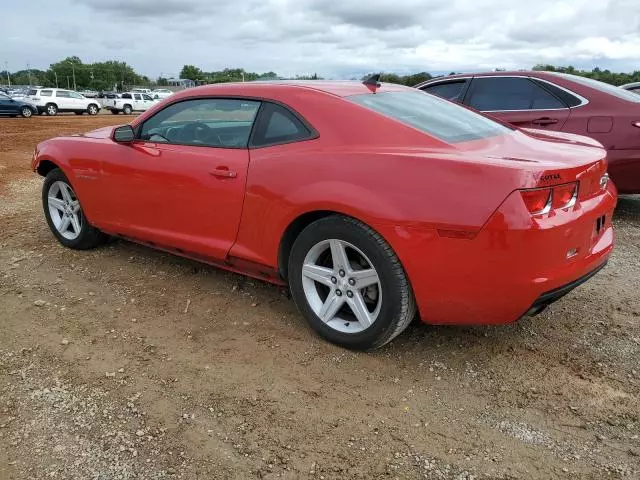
[134,94,142,100]
[56,91,71,98]
[349,91,511,144]
[41,90,52,97]
[531,79,582,107]
[251,103,313,147]
[142,94,153,101]
[550,72,640,102]
[468,77,565,111]
[28,89,37,96]
[422,81,466,101]
[139,98,260,148]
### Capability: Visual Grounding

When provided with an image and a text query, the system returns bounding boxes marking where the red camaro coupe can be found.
[32,79,616,349]
[417,71,640,193]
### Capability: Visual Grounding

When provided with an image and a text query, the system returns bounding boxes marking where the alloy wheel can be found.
[47,181,82,240]
[22,107,32,118]
[302,239,382,333]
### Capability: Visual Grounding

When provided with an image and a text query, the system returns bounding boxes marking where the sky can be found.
[2,0,639,79]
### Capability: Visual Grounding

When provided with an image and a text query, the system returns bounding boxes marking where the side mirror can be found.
[113,125,135,143]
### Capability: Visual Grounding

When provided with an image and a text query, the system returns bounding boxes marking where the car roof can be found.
[621,81,640,89]
[176,80,411,98]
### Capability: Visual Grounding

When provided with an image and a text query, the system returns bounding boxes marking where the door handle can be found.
[531,117,559,126]
[210,167,237,179]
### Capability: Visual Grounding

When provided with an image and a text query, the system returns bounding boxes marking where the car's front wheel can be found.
[123,105,133,115]
[87,104,99,115]
[42,169,108,250]
[20,107,33,118]
[288,215,416,350]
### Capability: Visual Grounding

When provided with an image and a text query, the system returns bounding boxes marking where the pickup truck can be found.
[106,92,157,115]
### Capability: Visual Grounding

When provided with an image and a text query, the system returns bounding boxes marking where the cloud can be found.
[1,0,639,79]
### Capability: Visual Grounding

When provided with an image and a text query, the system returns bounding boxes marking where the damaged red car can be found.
[32,79,616,349]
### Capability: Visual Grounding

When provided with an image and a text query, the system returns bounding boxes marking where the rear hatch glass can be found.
[349,90,512,143]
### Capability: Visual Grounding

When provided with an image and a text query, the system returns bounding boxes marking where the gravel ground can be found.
[1,116,639,479]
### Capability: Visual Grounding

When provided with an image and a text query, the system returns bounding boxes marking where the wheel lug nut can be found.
[331,277,337,284]
[339,269,345,277]
[348,278,355,286]
[346,290,354,298]
[335,289,342,296]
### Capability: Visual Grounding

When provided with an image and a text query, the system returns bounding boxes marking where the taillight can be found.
[552,182,578,209]
[521,188,552,215]
[520,182,578,215]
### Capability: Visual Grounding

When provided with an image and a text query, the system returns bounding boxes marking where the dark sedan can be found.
[416,71,640,194]
[0,92,37,118]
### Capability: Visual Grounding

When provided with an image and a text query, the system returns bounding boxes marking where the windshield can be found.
[348,90,511,143]
[550,73,640,103]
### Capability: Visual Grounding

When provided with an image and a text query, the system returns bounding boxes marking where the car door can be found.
[69,91,86,110]
[0,93,12,114]
[141,94,154,110]
[463,76,570,130]
[98,97,261,260]
[54,90,74,110]
[133,93,144,110]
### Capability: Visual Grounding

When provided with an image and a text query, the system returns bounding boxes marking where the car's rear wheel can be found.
[87,104,99,115]
[20,107,33,118]
[288,215,416,350]
[123,105,133,115]
[42,169,108,250]
[45,103,58,116]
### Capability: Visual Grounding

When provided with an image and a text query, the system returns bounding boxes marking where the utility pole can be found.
[4,61,9,86]
[27,63,32,86]
[72,64,76,91]
[54,71,58,88]
[67,76,70,89]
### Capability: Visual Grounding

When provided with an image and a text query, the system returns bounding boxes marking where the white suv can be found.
[106,92,158,115]
[27,88,101,116]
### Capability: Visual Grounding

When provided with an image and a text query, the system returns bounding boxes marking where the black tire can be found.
[42,168,108,250]
[45,103,58,116]
[123,104,133,115]
[20,107,33,118]
[110,109,120,115]
[87,104,99,115]
[288,215,416,350]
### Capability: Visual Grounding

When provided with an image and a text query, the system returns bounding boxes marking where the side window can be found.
[421,80,467,101]
[139,98,261,148]
[27,89,38,96]
[40,90,52,97]
[134,94,142,101]
[122,93,132,99]
[69,92,83,99]
[467,77,566,111]
[142,94,153,101]
[531,79,582,107]
[55,91,71,98]
[251,103,314,147]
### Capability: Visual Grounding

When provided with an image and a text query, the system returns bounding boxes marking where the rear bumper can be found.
[525,261,607,316]
[375,182,617,325]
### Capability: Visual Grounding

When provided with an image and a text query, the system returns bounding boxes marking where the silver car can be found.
[621,82,640,94]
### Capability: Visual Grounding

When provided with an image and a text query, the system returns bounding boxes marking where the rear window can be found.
[28,89,37,96]
[41,90,52,97]
[550,73,640,103]
[348,91,511,143]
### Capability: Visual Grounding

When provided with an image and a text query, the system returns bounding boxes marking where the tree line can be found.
[2,56,640,90]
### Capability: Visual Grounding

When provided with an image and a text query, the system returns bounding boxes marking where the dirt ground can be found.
[0,116,638,480]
